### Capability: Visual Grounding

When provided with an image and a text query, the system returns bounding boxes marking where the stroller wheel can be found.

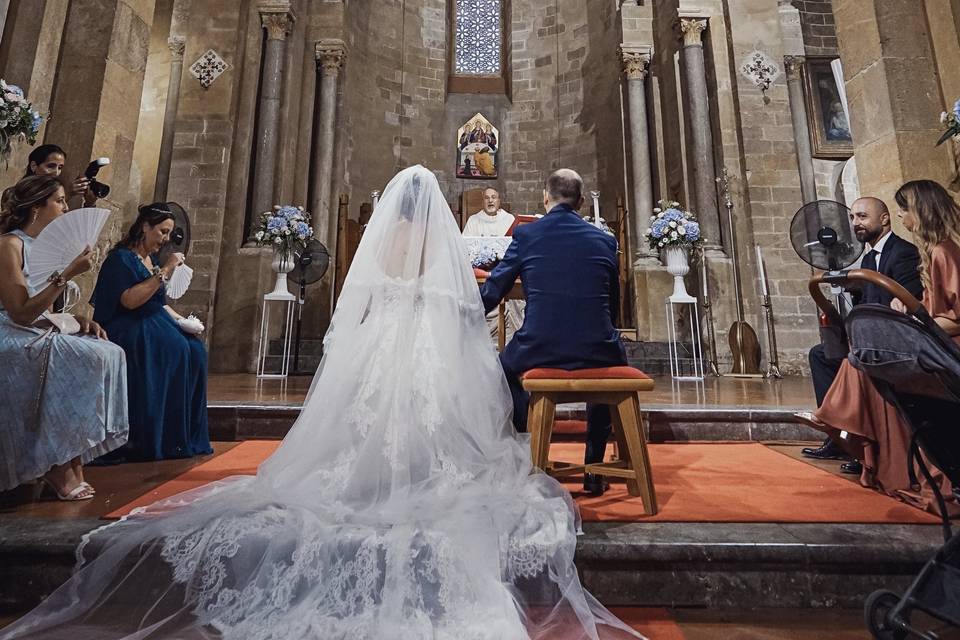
[865,589,909,640]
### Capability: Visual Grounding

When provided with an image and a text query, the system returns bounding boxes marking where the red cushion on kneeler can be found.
[553,420,587,435]
[521,366,651,380]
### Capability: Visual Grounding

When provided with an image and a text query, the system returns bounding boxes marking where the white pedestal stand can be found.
[256,289,295,379]
[665,291,705,382]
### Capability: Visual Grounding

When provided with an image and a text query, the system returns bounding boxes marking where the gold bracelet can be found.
[47,271,67,288]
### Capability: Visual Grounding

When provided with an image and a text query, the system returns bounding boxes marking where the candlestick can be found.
[701,251,709,298]
[755,244,769,296]
[590,191,601,228]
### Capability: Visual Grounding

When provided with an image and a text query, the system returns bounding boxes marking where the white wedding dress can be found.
[1,166,643,640]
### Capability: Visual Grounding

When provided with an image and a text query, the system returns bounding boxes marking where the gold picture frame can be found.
[802,57,854,160]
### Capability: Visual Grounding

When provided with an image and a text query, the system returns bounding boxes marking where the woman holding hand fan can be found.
[0,174,128,500]
[90,202,212,462]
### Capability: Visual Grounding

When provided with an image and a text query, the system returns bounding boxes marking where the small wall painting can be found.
[457,113,499,179]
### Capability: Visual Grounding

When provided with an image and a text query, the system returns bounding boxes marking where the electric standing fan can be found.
[790,200,863,271]
[157,202,193,299]
[288,239,330,373]
[28,207,111,291]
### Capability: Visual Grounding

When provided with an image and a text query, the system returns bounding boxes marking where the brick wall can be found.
[338,0,624,221]
[792,0,838,56]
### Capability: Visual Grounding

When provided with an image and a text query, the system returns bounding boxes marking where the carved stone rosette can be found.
[619,44,652,81]
[679,17,708,47]
[167,35,186,61]
[315,39,347,75]
[259,2,296,41]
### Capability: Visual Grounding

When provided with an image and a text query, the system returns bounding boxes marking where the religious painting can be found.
[456,113,499,179]
[802,57,854,159]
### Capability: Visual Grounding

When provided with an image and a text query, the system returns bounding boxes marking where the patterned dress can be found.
[0,229,128,492]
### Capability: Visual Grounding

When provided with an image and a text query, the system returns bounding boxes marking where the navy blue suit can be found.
[480,203,627,464]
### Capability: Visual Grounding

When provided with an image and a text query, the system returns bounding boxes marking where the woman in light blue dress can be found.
[0,175,128,500]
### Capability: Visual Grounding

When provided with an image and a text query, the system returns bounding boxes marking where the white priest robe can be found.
[462,209,515,237]
[462,209,524,344]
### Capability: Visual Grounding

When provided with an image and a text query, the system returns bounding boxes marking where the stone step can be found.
[207,402,821,443]
[0,517,942,615]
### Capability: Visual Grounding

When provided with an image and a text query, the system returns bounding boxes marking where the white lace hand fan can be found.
[27,207,111,291]
[165,263,193,299]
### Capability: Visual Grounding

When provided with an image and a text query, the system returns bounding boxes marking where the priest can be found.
[463,187,514,236]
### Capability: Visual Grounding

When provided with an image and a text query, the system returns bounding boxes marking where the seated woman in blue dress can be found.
[0,175,128,500]
[91,203,212,461]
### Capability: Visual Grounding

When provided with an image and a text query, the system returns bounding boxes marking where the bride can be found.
[1,166,642,640]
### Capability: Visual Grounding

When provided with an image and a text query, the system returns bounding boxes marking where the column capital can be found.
[167,35,186,60]
[316,38,347,75]
[783,55,805,80]
[619,44,652,81]
[679,17,708,47]
[259,2,296,41]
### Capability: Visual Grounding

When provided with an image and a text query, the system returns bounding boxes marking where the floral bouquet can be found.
[581,214,615,236]
[253,205,314,255]
[937,98,960,146]
[0,80,42,160]
[464,236,512,271]
[644,200,703,251]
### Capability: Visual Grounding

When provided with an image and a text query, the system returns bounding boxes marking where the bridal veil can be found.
[1,165,642,640]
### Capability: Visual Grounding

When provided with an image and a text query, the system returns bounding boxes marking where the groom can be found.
[480,169,627,496]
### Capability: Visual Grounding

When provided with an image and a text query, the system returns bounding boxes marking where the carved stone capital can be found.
[259,2,296,41]
[619,44,652,81]
[783,55,805,80]
[679,17,708,47]
[315,39,347,75]
[167,35,186,60]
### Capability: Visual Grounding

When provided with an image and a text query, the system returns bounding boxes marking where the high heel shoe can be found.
[39,477,95,501]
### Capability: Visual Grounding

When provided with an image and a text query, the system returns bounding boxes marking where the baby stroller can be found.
[810,269,960,640]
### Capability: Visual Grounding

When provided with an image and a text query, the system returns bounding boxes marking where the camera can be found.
[84,157,111,199]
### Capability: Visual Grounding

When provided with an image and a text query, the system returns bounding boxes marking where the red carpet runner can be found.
[107,441,938,524]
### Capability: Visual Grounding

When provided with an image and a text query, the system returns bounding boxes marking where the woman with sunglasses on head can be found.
[0,175,128,501]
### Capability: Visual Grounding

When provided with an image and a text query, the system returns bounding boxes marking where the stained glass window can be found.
[454,0,502,75]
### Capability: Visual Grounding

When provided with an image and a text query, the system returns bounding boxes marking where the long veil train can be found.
[1,166,643,639]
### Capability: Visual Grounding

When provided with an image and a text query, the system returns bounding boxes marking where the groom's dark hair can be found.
[546,169,583,208]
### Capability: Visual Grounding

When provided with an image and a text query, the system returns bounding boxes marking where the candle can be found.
[590,191,601,228]
[755,244,769,296]
[701,253,709,298]
[371,190,381,209]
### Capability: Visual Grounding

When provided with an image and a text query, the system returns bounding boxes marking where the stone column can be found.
[833,0,953,230]
[250,2,295,227]
[783,56,817,204]
[679,17,722,253]
[620,44,657,263]
[312,38,345,249]
[153,35,186,201]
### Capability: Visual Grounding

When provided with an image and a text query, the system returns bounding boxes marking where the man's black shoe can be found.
[840,460,863,475]
[801,437,850,461]
[583,473,609,496]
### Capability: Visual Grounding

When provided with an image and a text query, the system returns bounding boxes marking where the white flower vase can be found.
[269,249,295,298]
[662,245,696,303]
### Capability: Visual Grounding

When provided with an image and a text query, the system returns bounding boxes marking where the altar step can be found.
[258,339,700,379]
[0,516,942,615]
[208,401,821,443]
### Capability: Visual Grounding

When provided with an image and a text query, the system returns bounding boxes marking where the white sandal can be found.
[40,477,95,501]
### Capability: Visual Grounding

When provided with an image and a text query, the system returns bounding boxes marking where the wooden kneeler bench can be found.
[521,366,658,515]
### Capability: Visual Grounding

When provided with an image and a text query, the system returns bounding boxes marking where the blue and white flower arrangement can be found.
[254,204,314,255]
[936,98,960,146]
[644,200,703,251]
[0,79,42,161]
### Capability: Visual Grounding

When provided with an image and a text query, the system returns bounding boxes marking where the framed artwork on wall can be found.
[802,57,854,159]
[456,113,499,179]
